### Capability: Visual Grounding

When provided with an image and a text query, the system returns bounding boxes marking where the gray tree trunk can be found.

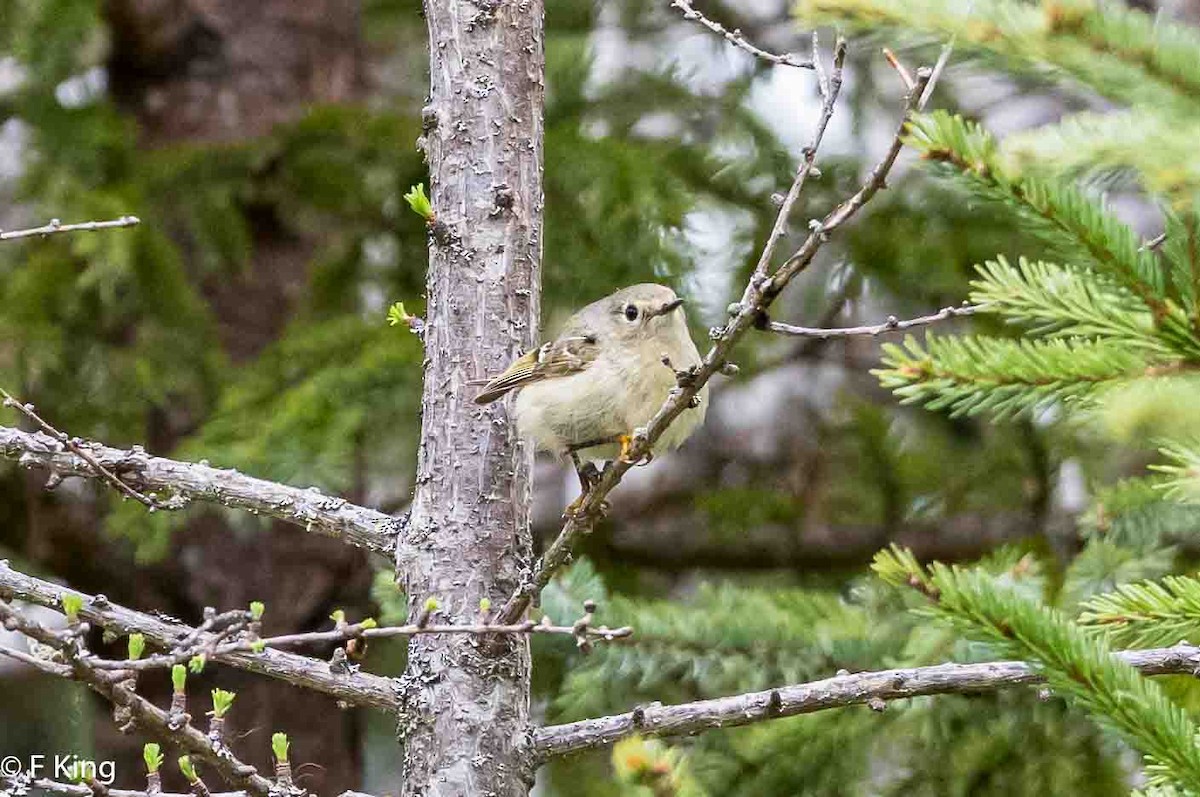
[396,0,544,795]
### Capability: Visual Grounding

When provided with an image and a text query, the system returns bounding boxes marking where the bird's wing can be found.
[473,335,599,404]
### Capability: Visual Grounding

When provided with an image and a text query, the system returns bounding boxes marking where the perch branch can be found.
[533,643,1200,759]
[494,55,930,627]
[0,216,140,241]
[0,424,400,558]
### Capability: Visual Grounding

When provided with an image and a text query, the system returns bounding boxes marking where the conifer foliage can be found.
[769,1,1200,794]
[549,2,1200,794]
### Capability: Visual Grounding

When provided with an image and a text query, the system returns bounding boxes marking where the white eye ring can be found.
[623,304,639,321]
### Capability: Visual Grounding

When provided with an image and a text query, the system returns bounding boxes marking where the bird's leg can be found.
[569,451,602,493]
[564,450,608,520]
[617,434,653,466]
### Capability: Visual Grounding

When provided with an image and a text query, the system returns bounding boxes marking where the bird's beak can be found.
[648,297,685,318]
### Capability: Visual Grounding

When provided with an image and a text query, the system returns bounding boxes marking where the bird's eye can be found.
[623,304,639,321]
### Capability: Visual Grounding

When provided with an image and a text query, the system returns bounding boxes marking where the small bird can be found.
[475,283,708,489]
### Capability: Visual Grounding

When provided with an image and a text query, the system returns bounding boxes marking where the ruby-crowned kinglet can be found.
[475,283,708,465]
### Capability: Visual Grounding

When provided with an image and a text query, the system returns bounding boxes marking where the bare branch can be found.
[495,59,931,628]
[0,424,400,558]
[0,561,401,712]
[767,303,983,339]
[670,0,814,69]
[533,643,1200,759]
[0,215,140,242]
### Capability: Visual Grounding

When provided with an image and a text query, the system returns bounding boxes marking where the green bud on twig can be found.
[210,689,236,719]
[415,595,439,629]
[177,756,198,784]
[404,183,434,221]
[249,601,265,621]
[128,633,146,661]
[171,663,187,694]
[272,732,290,765]
[61,593,84,623]
[143,743,163,774]
[387,301,416,330]
[189,654,206,674]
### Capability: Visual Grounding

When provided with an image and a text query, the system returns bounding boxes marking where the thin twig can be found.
[0,643,74,676]
[1142,231,1168,252]
[533,643,1200,759]
[175,609,247,651]
[788,268,860,359]
[767,303,983,339]
[670,0,813,69]
[919,39,953,109]
[769,68,931,282]
[918,0,974,110]
[1,389,179,511]
[494,56,931,628]
[748,34,846,288]
[86,614,633,672]
[883,48,915,91]
[0,216,140,242]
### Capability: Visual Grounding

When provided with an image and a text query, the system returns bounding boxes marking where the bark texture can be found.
[396,1,545,795]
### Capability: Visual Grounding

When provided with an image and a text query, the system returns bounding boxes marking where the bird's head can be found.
[598,283,687,342]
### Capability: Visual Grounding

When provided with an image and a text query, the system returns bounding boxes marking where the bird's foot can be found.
[563,494,610,521]
[618,434,653,466]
